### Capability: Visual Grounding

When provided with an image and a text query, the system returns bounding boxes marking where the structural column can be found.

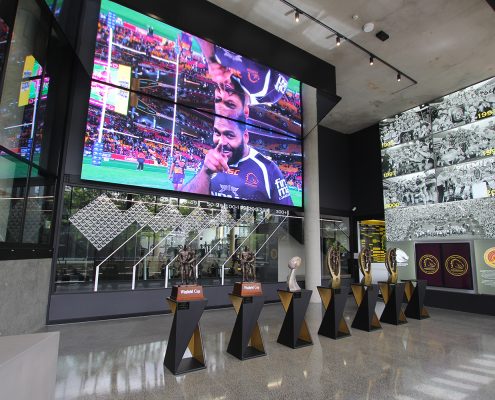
[303,84,321,303]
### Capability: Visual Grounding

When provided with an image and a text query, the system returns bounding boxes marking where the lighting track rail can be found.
[280,0,418,87]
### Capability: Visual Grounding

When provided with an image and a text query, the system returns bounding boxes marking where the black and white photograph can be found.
[433,117,495,167]
[436,157,495,203]
[383,170,437,209]
[430,77,495,133]
[385,197,495,241]
[381,137,434,178]
[379,105,431,149]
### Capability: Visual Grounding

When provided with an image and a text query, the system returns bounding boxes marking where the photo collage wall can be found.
[381,77,495,241]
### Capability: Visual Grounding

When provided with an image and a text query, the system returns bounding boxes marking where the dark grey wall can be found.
[318,127,351,214]
[317,124,384,218]
[349,125,384,219]
[48,282,290,323]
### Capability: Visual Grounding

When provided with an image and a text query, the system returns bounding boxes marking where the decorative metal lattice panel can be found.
[69,195,133,250]
[217,208,237,229]
[179,208,210,234]
[148,205,183,233]
[126,202,155,227]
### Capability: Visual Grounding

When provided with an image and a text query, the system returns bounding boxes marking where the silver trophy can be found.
[287,256,302,292]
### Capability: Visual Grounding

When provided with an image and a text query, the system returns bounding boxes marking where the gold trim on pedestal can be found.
[299,320,311,342]
[378,283,390,303]
[229,294,243,314]
[317,286,333,309]
[188,326,205,364]
[339,318,350,335]
[167,298,177,314]
[278,291,293,312]
[248,322,265,352]
[404,281,414,301]
[351,284,365,306]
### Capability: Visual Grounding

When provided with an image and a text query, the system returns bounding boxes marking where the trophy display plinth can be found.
[171,285,204,301]
[378,282,407,325]
[351,284,381,332]
[227,291,266,360]
[277,289,313,349]
[317,286,351,340]
[233,282,263,297]
[402,279,430,320]
[164,297,207,375]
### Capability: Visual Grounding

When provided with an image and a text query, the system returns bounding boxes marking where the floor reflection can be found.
[47,302,495,400]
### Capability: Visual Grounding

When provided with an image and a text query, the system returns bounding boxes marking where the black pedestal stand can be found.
[277,289,313,348]
[227,294,266,360]
[317,286,351,339]
[378,282,407,325]
[351,284,381,332]
[164,298,207,375]
[403,279,430,320]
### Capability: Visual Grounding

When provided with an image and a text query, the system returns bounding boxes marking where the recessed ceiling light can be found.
[363,22,375,33]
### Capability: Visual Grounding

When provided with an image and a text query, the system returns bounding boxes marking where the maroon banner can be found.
[415,243,443,287]
[441,243,473,290]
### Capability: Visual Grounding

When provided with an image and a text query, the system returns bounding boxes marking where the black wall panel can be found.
[349,125,384,218]
[318,126,352,214]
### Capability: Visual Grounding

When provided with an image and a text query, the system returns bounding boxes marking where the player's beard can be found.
[227,141,245,165]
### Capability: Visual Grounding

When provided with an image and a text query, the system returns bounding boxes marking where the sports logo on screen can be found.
[484,247,495,269]
[444,255,469,277]
[418,254,439,275]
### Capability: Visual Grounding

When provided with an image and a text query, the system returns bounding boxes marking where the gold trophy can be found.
[385,248,398,284]
[358,246,373,286]
[326,245,341,289]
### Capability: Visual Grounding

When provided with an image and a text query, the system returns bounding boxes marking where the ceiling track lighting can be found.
[280,0,417,86]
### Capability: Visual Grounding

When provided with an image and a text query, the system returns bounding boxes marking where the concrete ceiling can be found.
[207,0,495,133]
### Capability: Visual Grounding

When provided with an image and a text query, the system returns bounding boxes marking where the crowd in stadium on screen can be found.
[95,13,302,134]
[385,197,495,241]
[84,104,303,189]
[86,10,304,191]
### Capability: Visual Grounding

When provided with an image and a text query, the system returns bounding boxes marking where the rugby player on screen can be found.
[169,155,186,190]
[196,38,289,108]
[182,38,293,205]
[183,116,293,205]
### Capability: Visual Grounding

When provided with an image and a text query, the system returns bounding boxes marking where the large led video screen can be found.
[81,0,302,207]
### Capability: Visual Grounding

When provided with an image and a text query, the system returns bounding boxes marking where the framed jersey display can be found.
[80,0,303,207]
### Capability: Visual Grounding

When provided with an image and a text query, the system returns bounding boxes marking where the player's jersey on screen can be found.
[173,164,185,175]
[214,46,289,106]
[210,148,293,206]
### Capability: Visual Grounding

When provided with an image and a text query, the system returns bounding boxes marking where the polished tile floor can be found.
[45,299,495,400]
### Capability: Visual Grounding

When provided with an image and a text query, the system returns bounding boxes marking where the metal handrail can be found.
[93,203,171,292]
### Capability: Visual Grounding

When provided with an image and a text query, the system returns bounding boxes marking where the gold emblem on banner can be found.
[484,247,495,269]
[445,255,469,277]
[419,254,439,275]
